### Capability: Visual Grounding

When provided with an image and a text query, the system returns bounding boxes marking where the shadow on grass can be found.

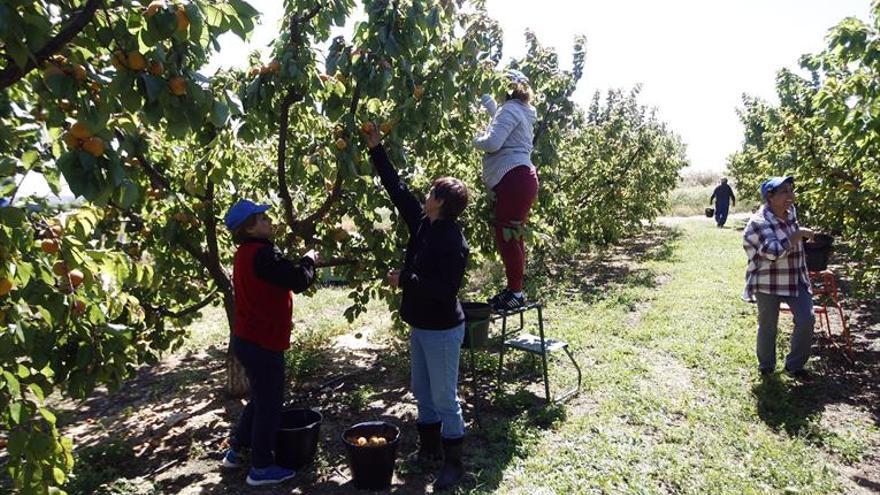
[528,225,683,304]
[752,374,826,437]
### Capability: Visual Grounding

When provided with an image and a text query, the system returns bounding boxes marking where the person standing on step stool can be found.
[742,176,816,381]
[363,124,471,490]
[710,177,736,227]
[474,69,539,312]
[220,200,319,486]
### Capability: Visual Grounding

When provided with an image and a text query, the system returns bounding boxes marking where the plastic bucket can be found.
[461,302,491,349]
[275,408,322,470]
[705,207,714,218]
[342,421,400,490]
[804,234,833,272]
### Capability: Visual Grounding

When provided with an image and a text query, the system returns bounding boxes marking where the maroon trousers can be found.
[493,166,539,292]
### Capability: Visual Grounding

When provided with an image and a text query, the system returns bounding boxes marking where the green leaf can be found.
[0,206,26,226]
[229,0,260,19]
[29,383,44,402]
[21,149,39,166]
[53,467,65,485]
[202,4,223,27]
[8,402,22,424]
[39,407,56,425]
[142,74,165,103]
[210,100,230,127]
[3,371,21,396]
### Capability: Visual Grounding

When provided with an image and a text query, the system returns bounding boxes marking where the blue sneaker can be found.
[221,448,245,469]
[246,465,296,486]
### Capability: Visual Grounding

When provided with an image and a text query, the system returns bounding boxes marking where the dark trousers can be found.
[714,201,729,226]
[231,335,285,468]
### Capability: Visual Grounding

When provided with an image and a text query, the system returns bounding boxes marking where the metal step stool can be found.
[495,302,581,404]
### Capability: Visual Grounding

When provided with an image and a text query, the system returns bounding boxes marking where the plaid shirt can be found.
[742,204,811,301]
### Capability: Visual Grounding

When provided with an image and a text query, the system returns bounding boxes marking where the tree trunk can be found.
[221,291,250,398]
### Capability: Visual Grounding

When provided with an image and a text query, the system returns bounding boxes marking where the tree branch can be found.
[0,0,104,90]
[292,170,344,243]
[289,3,324,38]
[315,257,358,268]
[277,90,304,235]
[144,289,219,319]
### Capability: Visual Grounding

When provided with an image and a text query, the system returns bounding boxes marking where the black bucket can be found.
[705,207,715,218]
[342,421,400,490]
[461,302,491,349]
[804,234,833,272]
[275,408,322,470]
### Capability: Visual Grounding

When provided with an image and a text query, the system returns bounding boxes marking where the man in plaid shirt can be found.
[742,176,816,380]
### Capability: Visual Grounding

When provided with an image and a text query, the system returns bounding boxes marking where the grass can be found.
[664,185,756,217]
[466,220,871,494]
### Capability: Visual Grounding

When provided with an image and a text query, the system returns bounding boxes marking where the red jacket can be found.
[233,239,316,351]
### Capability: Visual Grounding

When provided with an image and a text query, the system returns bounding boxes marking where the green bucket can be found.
[461,302,491,349]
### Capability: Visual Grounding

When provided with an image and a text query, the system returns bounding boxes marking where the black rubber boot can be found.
[434,436,465,491]
[414,422,442,464]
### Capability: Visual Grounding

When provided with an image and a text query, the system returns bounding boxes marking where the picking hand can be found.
[362,122,381,149]
[386,269,401,288]
[304,249,319,263]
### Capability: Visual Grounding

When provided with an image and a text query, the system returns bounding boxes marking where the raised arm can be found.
[473,104,519,153]
[480,94,497,116]
[367,142,423,235]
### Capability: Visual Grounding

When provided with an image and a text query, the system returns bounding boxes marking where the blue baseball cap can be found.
[224,199,269,231]
[760,176,794,201]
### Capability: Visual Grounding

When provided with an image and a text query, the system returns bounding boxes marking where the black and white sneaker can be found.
[491,290,526,312]
[487,289,507,307]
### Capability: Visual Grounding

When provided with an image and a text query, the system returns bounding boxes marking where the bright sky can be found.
[207,0,873,173]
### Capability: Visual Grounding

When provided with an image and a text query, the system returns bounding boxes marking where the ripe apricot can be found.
[268,60,280,73]
[111,51,127,70]
[127,52,147,71]
[68,269,84,289]
[52,261,69,276]
[413,85,424,100]
[149,61,164,76]
[72,65,87,82]
[361,122,375,134]
[169,77,187,96]
[83,136,106,157]
[176,7,190,32]
[41,239,59,254]
[72,299,87,316]
[63,132,81,150]
[0,278,12,297]
[355,437,367,447]
[70,122,92,140]
[335,138,348,151]
[145,0,165,17]
[380,121,394,134]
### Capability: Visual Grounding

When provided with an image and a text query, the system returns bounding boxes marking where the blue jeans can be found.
[231,335,285,468]
[714,201,729,226]
[755,282,815,372]
[410,323,465,439]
